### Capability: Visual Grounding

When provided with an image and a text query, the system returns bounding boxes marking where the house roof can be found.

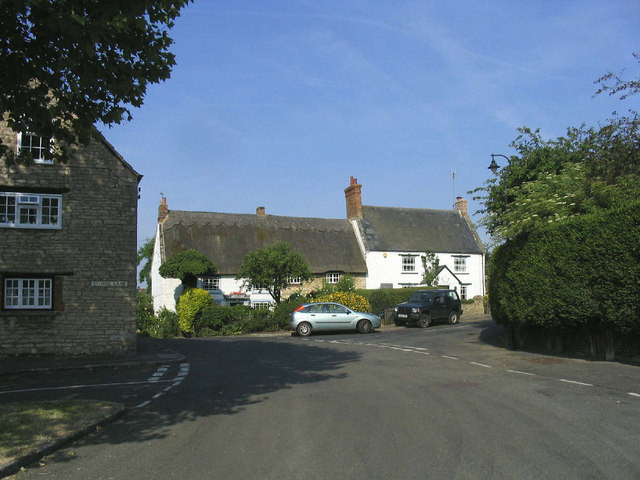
[161,210,367,275]
[357,205,485,254]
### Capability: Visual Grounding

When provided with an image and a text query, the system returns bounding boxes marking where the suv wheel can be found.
[418,313,431,328]
[448,311,459,325]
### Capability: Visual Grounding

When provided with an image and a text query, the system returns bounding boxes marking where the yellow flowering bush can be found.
[315,292,371,313]
[177,288,213,336]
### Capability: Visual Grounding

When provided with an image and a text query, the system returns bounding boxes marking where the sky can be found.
[97,0,640,251]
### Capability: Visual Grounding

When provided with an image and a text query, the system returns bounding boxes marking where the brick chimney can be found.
[158,197,169,223]
[454,196,468,217]
[256,206,266,216]
[344,176,363,219]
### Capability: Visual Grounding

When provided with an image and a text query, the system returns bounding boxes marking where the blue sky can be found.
[98,1,640,249]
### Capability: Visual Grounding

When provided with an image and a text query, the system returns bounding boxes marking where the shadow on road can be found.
[44,337,361,457]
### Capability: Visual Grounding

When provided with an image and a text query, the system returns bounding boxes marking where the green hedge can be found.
[489,201,640,335]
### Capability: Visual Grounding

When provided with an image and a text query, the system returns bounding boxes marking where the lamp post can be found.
[488,153,510,175]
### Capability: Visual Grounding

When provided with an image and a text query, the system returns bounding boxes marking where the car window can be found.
[327,304,348,314]
[307,304,323,313]
[447,291,459,301]
[435,295,444,305]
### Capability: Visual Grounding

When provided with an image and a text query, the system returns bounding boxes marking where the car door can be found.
[431,294,448,320]
[315,303,352,330]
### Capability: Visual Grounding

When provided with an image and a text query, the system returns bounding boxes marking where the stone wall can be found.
[0,124,140,356]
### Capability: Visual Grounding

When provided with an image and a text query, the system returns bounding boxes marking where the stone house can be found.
[151,177,485,311]
[0,124,141,356]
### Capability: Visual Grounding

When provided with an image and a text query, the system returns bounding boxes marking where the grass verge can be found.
[0,400,121,467]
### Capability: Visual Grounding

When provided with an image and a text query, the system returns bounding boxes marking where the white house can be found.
[150,178,486,312]
[345,177,486,299]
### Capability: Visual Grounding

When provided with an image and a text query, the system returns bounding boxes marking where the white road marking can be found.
[470,362,492,368]
[629,392,640,398]
[559,379,593,387]
[507,370,536,376]
[442,355,459,360]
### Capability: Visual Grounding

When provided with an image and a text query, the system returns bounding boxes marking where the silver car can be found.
[289,302,382,337]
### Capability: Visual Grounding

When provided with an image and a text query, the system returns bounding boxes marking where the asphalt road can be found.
[5,320,640,479]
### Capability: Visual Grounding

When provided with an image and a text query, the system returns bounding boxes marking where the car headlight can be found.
[411,308,419,313]
[394,306,398,312]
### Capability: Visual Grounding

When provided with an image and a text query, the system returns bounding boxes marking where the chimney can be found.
[454,196,468,217]
[256,206,266,216]
[344,176,363,219]
[158,197,169,223]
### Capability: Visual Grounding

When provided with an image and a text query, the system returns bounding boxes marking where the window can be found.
[4,278,52,309]
[459,286,467,300]
[326,272,340,284]
[252,302,272,310]
[454,256,467,273]
[0,192,62,229]
[287,276,301,285]
[17,133,53,164]
[200,276,220,291]
[402,256,416,272]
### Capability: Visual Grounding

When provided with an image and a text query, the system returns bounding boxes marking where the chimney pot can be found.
[454,197,469,217]
[256,206,266,216]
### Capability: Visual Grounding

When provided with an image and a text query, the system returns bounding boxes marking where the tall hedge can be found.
[489,200,640,334]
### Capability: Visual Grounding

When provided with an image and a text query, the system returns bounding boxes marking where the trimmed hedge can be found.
[489,201,640,339]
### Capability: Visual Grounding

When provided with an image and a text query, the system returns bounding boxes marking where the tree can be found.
[159,249,217,289]
[594,52,640,101]
[236,242,312,304]
[137,237,154,288]
[0,0,192,164]
[421,250,440,287]
[472,118,640,244]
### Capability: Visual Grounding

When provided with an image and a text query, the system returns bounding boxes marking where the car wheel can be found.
[448,311,459,325]
[296,322,312,337]
[418,313,431,328]
[357,320,372,334]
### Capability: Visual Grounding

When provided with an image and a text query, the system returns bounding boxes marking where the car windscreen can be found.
[408,293,433,303]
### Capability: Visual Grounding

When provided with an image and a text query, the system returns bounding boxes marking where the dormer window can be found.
[17,132,53,164]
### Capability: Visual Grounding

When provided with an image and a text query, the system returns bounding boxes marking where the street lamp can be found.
[488,153,510,175]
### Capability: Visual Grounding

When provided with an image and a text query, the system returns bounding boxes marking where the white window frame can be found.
[460,285,468,301]
[454,256,467,273]
[17,132,53,164]
[4,278,53,309]
[199,276,220,291]
[401,255,416,272]
[0,192,62,229]
[326,272,340,284]
[286,276,301,285]
[252,302,272,310]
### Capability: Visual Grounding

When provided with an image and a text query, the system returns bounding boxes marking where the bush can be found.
[176,288,214,336]
[273,297,308,330]
[315,292,371,312]
[489,200,640,356]
[150,308,179,338]
[136,290,155,334]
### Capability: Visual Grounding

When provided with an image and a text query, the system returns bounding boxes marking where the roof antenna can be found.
[451,171,456,207]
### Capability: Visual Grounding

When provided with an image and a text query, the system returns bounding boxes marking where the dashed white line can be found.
[629,392,640,398]
[559,379,593,387]
[442,355,459,360]
[470,362,492,368]
[507,370,536,376]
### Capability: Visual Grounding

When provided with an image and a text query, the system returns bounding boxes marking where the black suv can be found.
[393,289,463,328]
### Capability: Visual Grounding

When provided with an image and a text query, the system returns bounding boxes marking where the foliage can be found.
[137,238,154,287]
[151,308,179,338]
[136,289,155,334]
[273,297,309,330]
[472,117,640,244]
[0,0,192,165]
[421,250,440,287]
[314,292,372,313]
[159,249,217,289]
[336,274,356,292]
[594,52,640,101]
[236,242,311,304]
[176,288,213,336]
[489,201,640,335]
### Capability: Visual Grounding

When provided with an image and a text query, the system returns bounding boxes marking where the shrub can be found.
[150,308,179,338]
[315,292,371,312]
[136,290,155,334]
[273,297,308,330]
[176,288,213,336]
